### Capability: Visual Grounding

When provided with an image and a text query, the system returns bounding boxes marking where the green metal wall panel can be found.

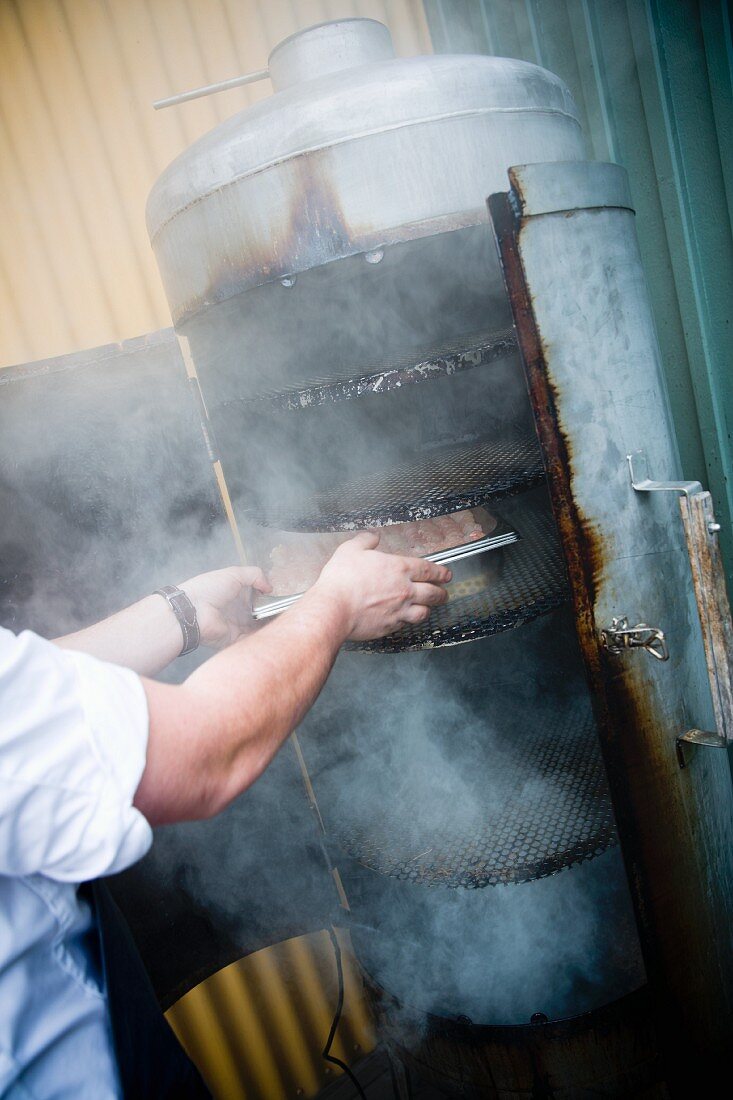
[425,0,733,590]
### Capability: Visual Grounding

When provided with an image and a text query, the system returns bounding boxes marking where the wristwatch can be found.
[155,585,200,656]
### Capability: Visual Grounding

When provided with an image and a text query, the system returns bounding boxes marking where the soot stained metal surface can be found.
[321,692,616,888]
[355,510,569,652]
[250,435,545,531]
[244,327,518,411]
[370,984,662,1096]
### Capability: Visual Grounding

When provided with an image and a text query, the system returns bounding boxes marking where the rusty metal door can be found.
[488,160,733,1090]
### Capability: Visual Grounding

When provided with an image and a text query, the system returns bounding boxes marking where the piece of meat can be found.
[267,508,494,596]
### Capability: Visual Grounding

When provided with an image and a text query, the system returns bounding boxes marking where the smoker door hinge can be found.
[600,616,669,661]
[675,728,728,768]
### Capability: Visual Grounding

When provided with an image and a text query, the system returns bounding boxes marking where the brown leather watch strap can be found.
[154,585,200,656]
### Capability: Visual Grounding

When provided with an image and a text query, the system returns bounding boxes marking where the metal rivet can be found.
[280,274,297,287]
[364,248,384,264]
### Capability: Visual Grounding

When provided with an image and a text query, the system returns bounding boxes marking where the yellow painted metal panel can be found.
[0,0,432,369]
[166,930,378,1100]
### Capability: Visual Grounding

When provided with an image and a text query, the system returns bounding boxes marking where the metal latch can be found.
[600,616,669,661]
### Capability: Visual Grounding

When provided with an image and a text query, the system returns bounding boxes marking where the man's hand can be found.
[311,531,452,641]
[55,565,271,676]
[181,566,272,649]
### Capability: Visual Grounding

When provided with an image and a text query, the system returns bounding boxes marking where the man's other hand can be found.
[312,532,451,642]
[182,566,272,650]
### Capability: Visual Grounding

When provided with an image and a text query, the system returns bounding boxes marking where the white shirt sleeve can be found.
[0,626,152,882]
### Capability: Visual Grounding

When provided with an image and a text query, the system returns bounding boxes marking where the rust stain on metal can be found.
[489,186,659,979]
[174,151,355,325]
[487,191,605,681]
[488,192,669,920]
[284,154,353,264]
[489,183,733,1080]
[171,150,484,327]
[489,190,667,769]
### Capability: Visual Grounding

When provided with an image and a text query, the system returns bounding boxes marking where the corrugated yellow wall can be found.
[166,929,377,1100]
[0,0,432,369]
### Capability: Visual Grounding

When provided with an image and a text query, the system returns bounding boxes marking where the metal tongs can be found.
[251,515,519,621]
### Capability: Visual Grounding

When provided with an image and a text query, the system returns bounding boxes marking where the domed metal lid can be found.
[146,20,583,324]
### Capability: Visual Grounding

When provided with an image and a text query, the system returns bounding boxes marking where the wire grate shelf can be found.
[252,434,545,531]
[319,688,617,889]
[242,327,518,412]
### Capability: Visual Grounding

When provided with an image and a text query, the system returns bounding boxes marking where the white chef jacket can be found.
[0,625,152,1099]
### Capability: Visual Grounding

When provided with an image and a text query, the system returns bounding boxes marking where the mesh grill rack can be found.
[319,692,617,889]
[253,434,545,531]
[244,327,517,412]
[354,508,568,652]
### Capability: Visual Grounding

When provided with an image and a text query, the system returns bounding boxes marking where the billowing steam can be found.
[297,608,645,1025]
[0,222,646,1028]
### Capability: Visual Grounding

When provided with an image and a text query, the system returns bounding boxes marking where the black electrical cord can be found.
[323,926,368,1100]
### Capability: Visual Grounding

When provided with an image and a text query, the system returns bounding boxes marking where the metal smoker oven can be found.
[145,19,733,1096]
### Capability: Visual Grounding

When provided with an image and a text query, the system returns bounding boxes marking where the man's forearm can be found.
[54,595,184,676]
[132,537,450,826]
[136,585,352,824]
